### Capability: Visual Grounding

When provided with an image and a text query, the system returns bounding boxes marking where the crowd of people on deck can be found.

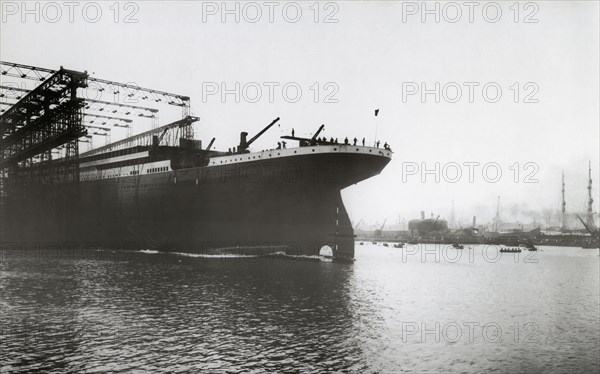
[228,129,392,154]
[287,129,391,150]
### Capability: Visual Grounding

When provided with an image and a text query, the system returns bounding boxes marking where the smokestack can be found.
[239,132,248,151]
[421,211,425,220]
[473,216,476,227]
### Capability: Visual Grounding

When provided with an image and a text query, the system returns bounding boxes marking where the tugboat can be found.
[520,242,538,251]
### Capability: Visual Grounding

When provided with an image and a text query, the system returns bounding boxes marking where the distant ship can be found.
[3,116,392,261]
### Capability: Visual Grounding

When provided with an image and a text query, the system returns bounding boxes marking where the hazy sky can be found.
[1,1,598,227]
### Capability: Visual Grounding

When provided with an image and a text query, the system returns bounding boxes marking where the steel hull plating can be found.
[3,147,391,260]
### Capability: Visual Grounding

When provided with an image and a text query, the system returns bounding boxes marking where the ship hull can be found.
[2,146,391,261]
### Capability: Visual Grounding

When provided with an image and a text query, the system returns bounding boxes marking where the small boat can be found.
[372,241,377,245]
[393,243,405,248]
[451,243,464,249]
[500,247,522,253]
[359,242,364,245]
[520,243,538,251]
[383,243,389,247]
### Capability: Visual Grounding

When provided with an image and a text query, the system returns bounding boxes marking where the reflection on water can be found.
[1,244,598,373]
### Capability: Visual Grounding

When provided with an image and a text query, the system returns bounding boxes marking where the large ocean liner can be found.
[0,65,391,261]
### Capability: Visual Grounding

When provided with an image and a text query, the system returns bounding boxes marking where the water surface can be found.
[1,244,598,373]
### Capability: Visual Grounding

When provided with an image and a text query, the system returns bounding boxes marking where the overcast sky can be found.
[1,1,598,228]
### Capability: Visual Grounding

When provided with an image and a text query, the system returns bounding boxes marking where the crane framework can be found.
[0,62,193,233]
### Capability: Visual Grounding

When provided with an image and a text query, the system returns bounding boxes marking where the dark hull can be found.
[2,149,390,261]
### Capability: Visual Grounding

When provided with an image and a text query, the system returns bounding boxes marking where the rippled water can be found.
[1,244,599,373]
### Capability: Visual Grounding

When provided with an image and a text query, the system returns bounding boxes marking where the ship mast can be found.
[450,199,455,229]
[561,172,567,230]
[586,161,595,228]
[494,196,501,234]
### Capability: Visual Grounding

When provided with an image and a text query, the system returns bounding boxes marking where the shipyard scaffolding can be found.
[0,61,193,244]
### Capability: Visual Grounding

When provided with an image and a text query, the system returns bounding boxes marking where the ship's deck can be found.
[207,145,392,167]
